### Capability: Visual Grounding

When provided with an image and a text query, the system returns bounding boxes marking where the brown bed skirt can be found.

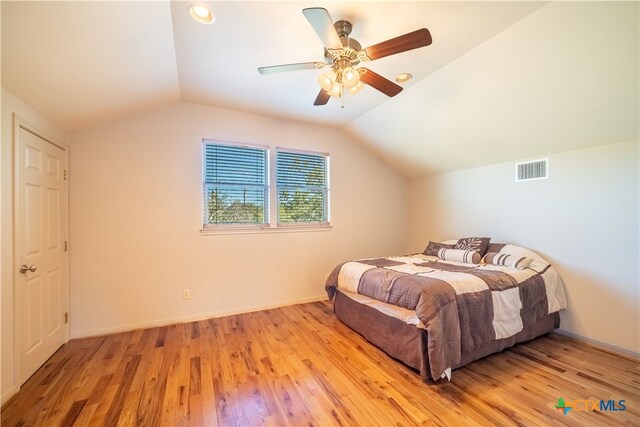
[334,289,560,380]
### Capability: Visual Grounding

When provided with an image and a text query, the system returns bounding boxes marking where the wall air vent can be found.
[515,158,548,182]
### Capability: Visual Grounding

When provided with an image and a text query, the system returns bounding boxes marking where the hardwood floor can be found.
[2,300,639,426]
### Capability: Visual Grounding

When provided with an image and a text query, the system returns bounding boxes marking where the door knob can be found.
[20,264,37,274]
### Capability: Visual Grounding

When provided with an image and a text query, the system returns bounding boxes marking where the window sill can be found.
[200,224,332,236]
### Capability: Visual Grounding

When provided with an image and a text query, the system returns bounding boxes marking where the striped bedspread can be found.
[325,246,567,381]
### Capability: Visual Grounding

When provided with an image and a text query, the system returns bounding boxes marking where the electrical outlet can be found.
[183,289,191,300]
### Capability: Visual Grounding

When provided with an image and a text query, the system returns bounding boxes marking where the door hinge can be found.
[65,312,69,324]
[64,240,68,252]
[64,169,68,180]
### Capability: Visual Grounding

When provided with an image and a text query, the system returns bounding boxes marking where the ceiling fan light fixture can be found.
[188,3,215,25]
[329,83,343,98]
[395,73,413,83]
[341,67,360,89]
[349,81,365,96]
[318,71,336,92]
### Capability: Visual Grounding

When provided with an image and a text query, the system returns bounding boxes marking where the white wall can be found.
[68,102,407,338]
[1,88,69,403]
[408,140,640,354]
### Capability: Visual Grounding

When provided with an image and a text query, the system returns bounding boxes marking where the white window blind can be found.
[276,149,329,224]
[203,141,268,226]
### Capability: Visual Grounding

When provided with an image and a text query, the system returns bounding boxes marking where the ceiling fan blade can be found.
[363,28,432,61]
[302,7,343,49]
[313,89,330,106]
[359,68,403,97]
[258,62,325,75]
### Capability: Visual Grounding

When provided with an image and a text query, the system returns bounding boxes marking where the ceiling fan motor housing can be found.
[334,20,362,51]
[334,20,352,37]
[324,20,363,67]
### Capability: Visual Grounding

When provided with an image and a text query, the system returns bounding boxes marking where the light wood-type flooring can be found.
[2,300,639,426]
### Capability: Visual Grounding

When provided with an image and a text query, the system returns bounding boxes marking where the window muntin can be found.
[276,149,329,225]
[203,141,268,226]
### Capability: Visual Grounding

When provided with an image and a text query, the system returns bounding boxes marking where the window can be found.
[202,142,331,233]
[276,149,329,225]
[203,141,268,227]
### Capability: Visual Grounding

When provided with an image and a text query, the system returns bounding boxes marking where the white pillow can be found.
[482,252,532,270]
[438,248,481,264]
[497,244,550,273]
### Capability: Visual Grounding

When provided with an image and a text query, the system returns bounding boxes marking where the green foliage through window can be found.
[276,150,329,224]
[206,187,265,224]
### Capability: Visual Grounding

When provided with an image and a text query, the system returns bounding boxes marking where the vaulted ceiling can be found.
[2,1,638,177]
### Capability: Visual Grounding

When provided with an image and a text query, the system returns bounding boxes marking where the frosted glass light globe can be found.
[318,71,337,92]
[341,67,360,89]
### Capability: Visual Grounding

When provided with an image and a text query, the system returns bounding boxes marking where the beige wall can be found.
[408,140,640,354]
[68,102,407,338]
[1,88,69,402]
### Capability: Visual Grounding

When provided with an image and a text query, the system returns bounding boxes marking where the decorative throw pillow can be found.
[486,243,506,254]
[482,252,532,270]
[437,248,481,264]
[497,244,550,273]
[455,237,491,257]
[423,241,456,256]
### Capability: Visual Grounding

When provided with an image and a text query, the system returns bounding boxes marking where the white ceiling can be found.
[2,1,638,177]
[346,1,639,176]
[2,1,544,129]
[1,1,181,131]
[171,1,547,124]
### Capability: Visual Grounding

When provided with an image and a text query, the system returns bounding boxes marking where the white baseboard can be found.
[70,294,329,340]
[555,329,640,359]
[1,385,19,406]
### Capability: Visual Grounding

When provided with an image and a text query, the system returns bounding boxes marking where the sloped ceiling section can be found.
[345,1,640,177]
[1,1,181,130]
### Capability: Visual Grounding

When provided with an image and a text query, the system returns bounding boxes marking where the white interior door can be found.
[15,123,69,384]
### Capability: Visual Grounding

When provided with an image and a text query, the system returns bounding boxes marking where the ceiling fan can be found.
[258,7,432,106]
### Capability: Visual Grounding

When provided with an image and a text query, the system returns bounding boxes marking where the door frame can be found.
[12,114,70,387]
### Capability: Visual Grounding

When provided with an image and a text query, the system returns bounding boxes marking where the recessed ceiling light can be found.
[188,3,215,25]
[395,73,413,83]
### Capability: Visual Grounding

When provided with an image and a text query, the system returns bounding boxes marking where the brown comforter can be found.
[325,253,565,380]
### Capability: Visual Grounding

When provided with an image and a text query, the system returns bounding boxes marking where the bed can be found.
[324,239,567,381]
